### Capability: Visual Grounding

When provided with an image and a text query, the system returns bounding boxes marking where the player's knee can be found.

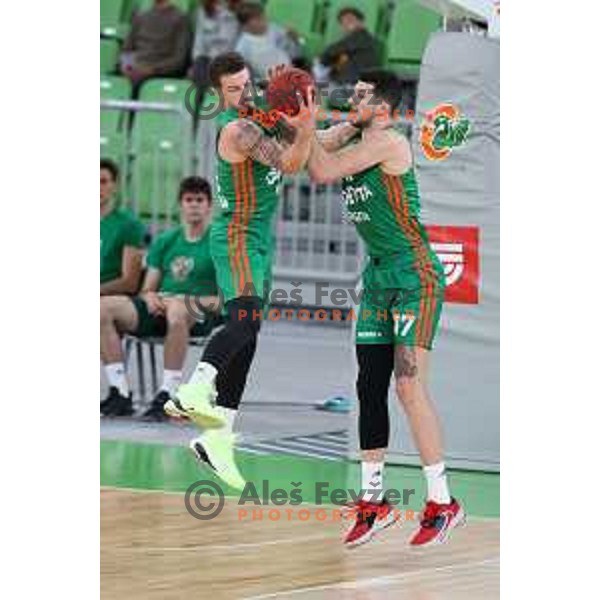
[166,309,190,330]
[229,298,263,336]
[395,376,420,409]
[356,367,390,450]
[100,299,116,326]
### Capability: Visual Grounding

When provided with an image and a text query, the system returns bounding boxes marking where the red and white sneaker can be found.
[343,498,400,548]
[410,498,465,547]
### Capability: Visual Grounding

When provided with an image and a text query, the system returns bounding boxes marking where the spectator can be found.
[100,159,145,296]
[120,0,192,88]
[234,1,302,81]
[320,7,381,86]
[100,176,220,420]
[189,1,241,105]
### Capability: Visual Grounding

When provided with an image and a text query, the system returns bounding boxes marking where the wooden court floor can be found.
[101,488,499,600]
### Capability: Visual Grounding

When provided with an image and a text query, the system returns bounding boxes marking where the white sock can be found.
[160,370,182,395]
[105,363,129,396]
[361,461,384,503]
[423,462,451,504]
[188,361,218,387]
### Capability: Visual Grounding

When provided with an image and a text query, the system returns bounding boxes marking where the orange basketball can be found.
[266,68,315,116]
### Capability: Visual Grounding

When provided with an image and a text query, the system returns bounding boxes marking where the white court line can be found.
[241,557,500,600]
[115,533,333,554]
[238,441,342,461]
[235,446,271,456]
[246,438,344,458]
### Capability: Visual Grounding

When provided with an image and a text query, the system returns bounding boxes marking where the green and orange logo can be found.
[420,104,471,161]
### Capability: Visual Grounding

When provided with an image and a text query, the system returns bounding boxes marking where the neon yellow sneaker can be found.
[163,383,227,429]
[189,430,246,491]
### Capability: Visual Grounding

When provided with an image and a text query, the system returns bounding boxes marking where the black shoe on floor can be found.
[141,390,171,421]
[100,386,134,417]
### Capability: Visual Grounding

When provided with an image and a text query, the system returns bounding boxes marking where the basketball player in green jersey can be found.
[308,71,464,548]
[164,53,316,489]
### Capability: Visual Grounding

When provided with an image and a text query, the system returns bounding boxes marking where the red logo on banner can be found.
[426,226,480,304]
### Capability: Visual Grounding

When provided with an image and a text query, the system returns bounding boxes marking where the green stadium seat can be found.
[100,109,122,134]
[121,0,137,22]
[130,142,189,220]
[386,0,441,70]
[100,75,132,100]
[323,0,383,45]
[101,0,125,27]
[134,0,192,14]
[266,0,325,58]
[138,77,190,104]
[131,78,193,151]
[101,0,130,38]
[100,131,126,155]
[100,76,132,132]
[100,38,120,74]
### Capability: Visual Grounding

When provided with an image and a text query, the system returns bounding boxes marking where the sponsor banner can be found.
[427,225,479,305]
[419,103,471,162]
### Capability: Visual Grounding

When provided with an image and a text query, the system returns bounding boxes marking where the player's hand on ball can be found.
[267,64,289,84]
[283,87,316,135]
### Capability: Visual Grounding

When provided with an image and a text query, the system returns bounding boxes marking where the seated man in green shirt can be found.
[100,176,220,419]
[100,159,146,295]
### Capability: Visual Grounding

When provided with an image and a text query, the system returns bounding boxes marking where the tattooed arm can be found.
[273,116,298,145]
[220,87,315,173]
[316,122,360,151]
[221,117,313,174]
[308,130,395,184]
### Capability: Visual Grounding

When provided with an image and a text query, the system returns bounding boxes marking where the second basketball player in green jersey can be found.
[308,71,463,549]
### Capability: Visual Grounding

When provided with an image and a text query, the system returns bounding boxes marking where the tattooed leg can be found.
[394,346,444,465]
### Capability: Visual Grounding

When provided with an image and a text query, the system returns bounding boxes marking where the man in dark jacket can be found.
[321,7,381,85]
[120,0,192,86]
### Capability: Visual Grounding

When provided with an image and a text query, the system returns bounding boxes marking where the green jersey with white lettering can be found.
[342,163,441,273]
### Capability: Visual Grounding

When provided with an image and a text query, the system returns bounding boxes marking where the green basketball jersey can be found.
[146,225,217,296]
[342,163,442,273]
[211,108,283,256]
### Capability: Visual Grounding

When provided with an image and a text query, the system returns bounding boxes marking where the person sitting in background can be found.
[120,0,192,87]
[189,0,241,105]
[319,7,381,88]
[100,159,146,296]
[100,177,220,419]
[234,1,302,81]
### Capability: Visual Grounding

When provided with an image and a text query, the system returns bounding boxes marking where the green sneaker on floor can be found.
[163,383,226,429]
[189,430,246,491]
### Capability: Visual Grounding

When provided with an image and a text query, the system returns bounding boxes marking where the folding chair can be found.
[123,317,223,409]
